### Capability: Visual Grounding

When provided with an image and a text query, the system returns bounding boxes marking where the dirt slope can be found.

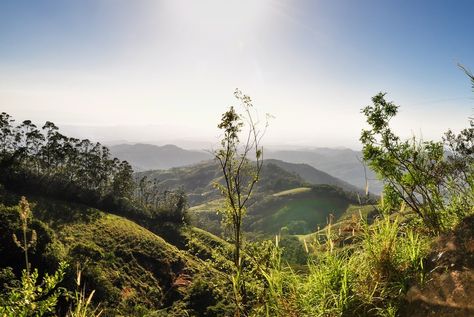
[403,215,474,317]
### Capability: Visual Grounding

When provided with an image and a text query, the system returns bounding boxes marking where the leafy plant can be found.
[0,262,67,317]
[354,215,428,314]
[0,197,67,317]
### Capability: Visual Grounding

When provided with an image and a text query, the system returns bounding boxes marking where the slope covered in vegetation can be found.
[190,185,368,236]
[136,160,307,206]
[0,190,232,316]
[265,159,363,194]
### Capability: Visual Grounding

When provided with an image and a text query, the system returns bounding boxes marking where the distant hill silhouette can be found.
[266,148,383,194]
[136,160,306,206]
[109,143,212,171]
[110,143,382,193]
[265,159,363,194]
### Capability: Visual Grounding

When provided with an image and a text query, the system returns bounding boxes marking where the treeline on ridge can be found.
[0,112,187,227]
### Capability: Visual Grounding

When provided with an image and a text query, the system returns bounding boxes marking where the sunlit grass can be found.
[272,187,312,197]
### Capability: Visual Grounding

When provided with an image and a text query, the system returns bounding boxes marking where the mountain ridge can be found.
[109,143,212,171]
[109,142,382,193]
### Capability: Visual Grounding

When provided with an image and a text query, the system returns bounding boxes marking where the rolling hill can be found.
[246,186,357,234]
[136,158,365,204]
[137,159,370,236]
[266,148,384,194]
[135,160,306,205]
[190,185,364,236]
[0,190,231,316]
[108,143,383,193]
[265,159,363,194]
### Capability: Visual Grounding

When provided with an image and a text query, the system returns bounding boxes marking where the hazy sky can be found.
[1,0,473,149]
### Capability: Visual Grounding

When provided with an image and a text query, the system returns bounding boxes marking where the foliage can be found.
[0,194,220,316]
[241,214,429,317]
[0,112,189,229]
[279,235,307,265]
[360,93,473,233]
[0,197,67,317]
[0,262,67,317]
[246,185,357,235]
[354,216,428,314]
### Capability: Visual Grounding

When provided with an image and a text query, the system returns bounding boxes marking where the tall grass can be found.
[67,267,102,317]
[299,252,355,316]
[250,214,429,317]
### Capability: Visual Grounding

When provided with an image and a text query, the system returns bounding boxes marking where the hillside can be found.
[136,158,367,206]
[109,143,382,193]
[0,191,231,316]
[138,159,370,236]
[109,143,211,171]
[266,148,384,194]
[403,214,474,316]
[190,185,364,235]
[136,160,306,205]
[265,159,363,194]
[248,185,361,234]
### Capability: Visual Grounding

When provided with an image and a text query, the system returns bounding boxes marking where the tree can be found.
[361,93,448,233]
[214,89,268,315]
[0,112,15,156]
[443,66,474,219]
[111,161,134,199]
[360,92,473,234]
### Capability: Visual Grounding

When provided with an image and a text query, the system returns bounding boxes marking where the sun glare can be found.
[165,0,271,37]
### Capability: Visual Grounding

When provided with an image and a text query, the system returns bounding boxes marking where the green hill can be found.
[138,159,372,236]
[190,185,366,235]
[0,190,231,316]
[247,186,356,234]
[136,160,306,205]
[265,159,364,194]
[266,148,384,194]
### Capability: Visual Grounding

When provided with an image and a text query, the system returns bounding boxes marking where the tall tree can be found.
[214,89,268,315]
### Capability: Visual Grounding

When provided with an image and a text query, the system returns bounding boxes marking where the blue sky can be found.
[0,0,473,148]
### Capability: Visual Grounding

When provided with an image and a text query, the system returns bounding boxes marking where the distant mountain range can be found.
[135,160,307,206]
[109,143,211,171]
[265,159,362,193]
[110,143,383,194]
[266,148,383,194]
[135,159,366,235]
[135,158,366,207]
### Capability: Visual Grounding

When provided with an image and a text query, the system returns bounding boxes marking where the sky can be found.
[0,0,473,149]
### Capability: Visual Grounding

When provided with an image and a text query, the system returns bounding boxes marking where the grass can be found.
[247,186,360,235]
[57,212,203,313]
[252,213,430,317]
[188,186,360,235]
[272,187,312,197]
[189,199,225,213]
[182,227,232,260]
[253,197,348,234]
[297,204,376,241]
[0,187,442,317]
